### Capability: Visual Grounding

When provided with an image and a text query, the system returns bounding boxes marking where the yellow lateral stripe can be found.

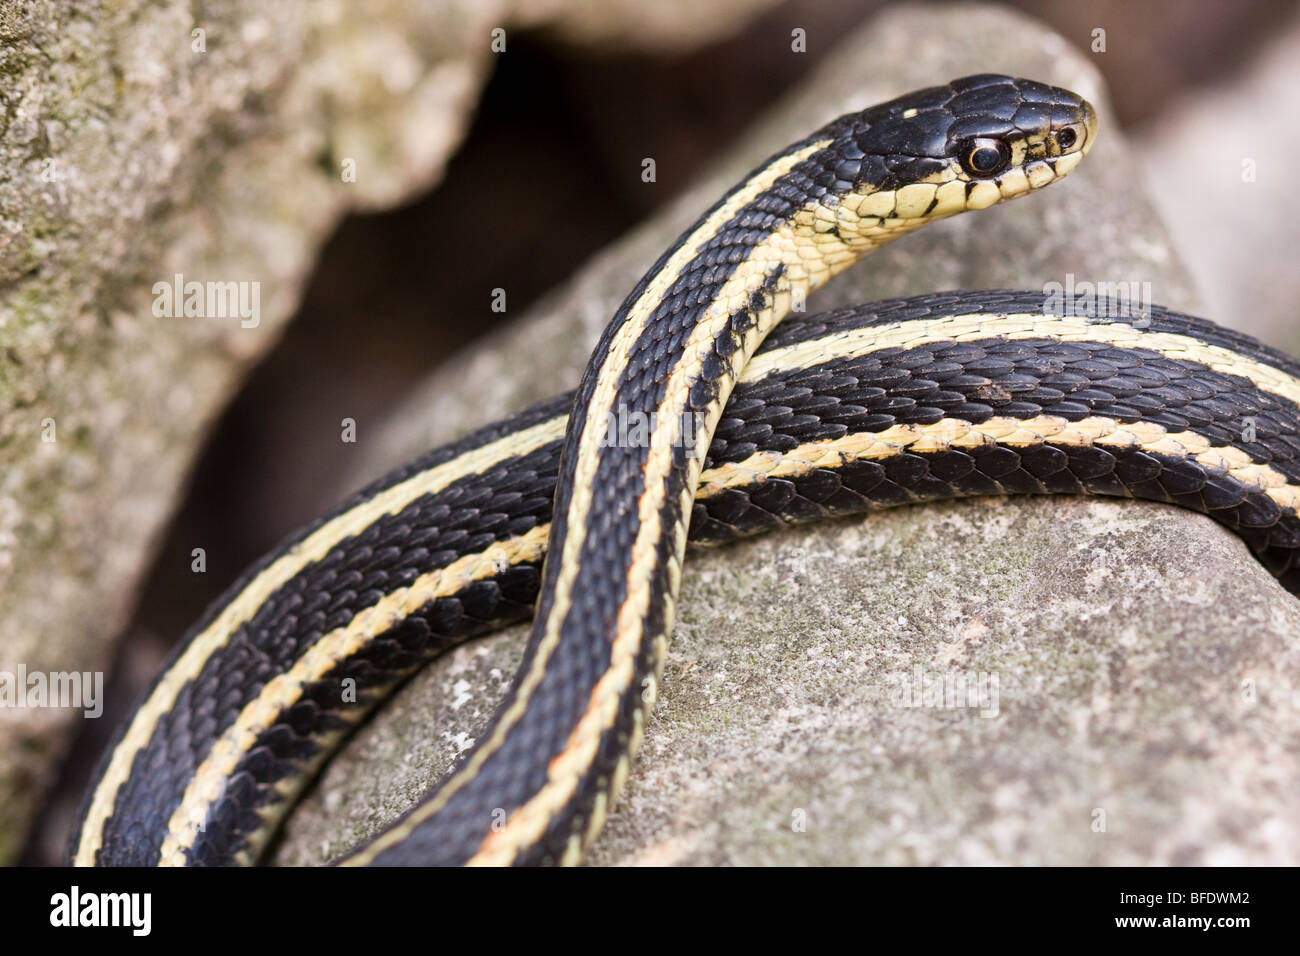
[339,141,835,866]
[73,415,567,865]
[744,312,1300,409]
[695,414,1300,511]
[156,523,553,864]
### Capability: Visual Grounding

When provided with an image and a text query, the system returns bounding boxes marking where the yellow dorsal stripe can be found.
[746,312,1300,409]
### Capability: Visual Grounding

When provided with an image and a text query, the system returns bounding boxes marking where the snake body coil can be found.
[68,76,1297,867]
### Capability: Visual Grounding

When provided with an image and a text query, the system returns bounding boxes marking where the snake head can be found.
[938,74,1098,207]
[815,73,1098,226]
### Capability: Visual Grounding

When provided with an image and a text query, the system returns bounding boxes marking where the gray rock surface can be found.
[274,4,1300,864]
[0,0,775,861]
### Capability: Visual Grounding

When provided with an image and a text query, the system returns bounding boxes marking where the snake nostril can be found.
[1057,128,1077,150]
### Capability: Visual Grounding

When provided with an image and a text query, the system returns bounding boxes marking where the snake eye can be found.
[961,138,1011,177]
[1057,128,1077,150]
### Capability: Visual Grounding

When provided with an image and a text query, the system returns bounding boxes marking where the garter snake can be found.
[73,74,1292,866]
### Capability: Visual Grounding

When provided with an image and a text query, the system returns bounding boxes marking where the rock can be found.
[0,0,775,861]
[280,498,1300,865]
[274,4,1300,865]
